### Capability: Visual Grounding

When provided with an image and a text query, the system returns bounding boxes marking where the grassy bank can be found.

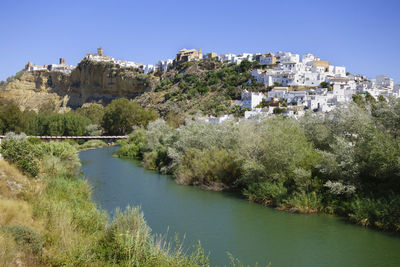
[0,136,208,266]
[117,100,400,233]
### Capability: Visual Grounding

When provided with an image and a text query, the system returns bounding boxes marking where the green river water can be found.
[79,146,400,266]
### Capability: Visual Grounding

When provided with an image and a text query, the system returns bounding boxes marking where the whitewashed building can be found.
[241,90,266,109]
[374,75,394,89]
[156,59,173,72]
[276,51,300,63]
[259,53,276,65]
[267,87,289,100]
[219,53,237,63]
[142,64,155,74]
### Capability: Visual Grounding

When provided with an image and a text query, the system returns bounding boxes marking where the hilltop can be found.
[1,47,398,120]
[0,51,263,119]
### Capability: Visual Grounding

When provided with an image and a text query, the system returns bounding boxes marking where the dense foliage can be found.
[101,98,158,135]
[0,101,35,134]
[118,99,400,232]
[0,98,158,136]
[27,113,90,136]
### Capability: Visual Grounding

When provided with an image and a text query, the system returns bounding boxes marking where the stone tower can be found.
[97,46,104,56]
[59,58,66,65]
[25,61,33,70]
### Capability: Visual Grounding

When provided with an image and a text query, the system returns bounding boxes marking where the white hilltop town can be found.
[24,47,399,122]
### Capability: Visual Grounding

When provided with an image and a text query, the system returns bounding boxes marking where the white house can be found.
[267,87,289,100]
[48,64,75,74]
[234,53,254,64]
[375,75,394,89]
[219,53,236,63]
[307,94,330,111]
[156,59,173,72]
[259,53,276,65]
[241,90,266,109]
[142,64,155,74]
[287,91,308,105]
[276,51,300,63]
[302,53,319,65]
[327,65,346,77]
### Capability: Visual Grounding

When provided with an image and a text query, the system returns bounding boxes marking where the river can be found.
[79,146,400,266]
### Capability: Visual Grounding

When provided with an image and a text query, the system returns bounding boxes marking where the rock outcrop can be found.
[0,60,157,111]
[0,70,70,111]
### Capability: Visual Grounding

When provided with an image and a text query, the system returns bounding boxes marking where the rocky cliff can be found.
[0,70,70,111]
[0,60,157,111]
[68,60,158,107]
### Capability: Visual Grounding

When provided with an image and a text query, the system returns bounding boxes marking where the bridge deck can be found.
[0,135,129,139]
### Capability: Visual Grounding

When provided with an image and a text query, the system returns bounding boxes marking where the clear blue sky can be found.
[0,0,399,82]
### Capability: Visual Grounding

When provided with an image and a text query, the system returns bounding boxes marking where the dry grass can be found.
[0,160,45,266]
[0,160,42,200]
[0,160,44,230]
[0,198,35,226]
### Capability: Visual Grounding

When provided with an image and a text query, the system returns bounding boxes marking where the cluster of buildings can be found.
[239,74,399,119]
[25,57,75,74]
[250,52,347,87]
[178,49,398,120]
[85,47,159,73]
[24,47,175,75]
[23,47,399,120]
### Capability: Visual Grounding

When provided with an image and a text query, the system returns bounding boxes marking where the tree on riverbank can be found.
[101,98,158,135]
[0,97,158,136]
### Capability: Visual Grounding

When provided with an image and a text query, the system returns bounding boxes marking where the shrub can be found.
[175,148,241,186]
[98,206,153,265]
[117,129,146,159]
[1,139,40,177]
[2,225,43,255]
[243,181,288,206]
[283,192,323,213]
[348,195,400,231]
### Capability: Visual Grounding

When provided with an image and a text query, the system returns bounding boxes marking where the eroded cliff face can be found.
[0,60,157,111]
[68,60,158,107]
[1,71,70,111]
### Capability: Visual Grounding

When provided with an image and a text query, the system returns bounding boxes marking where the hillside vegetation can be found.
[0,58,264,120]
[135,59,264,119]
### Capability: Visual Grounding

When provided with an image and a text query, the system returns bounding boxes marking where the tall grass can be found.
[0,139,210,266]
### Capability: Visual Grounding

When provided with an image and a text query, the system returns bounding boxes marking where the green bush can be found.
[98,206,153,265]
[117,129,146,159]
[175,148,241,186]
[348,195,400,231]
[283,191,323,213]
[243,181,287,206]
[1,139,40,177]
[2,225,43,255]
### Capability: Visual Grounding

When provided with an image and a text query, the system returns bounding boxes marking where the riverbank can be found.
[0,138,208,266]
[116,110,400,233]
[81,146,400,267]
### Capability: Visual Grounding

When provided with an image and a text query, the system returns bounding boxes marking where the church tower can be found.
[97,46,104,56]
